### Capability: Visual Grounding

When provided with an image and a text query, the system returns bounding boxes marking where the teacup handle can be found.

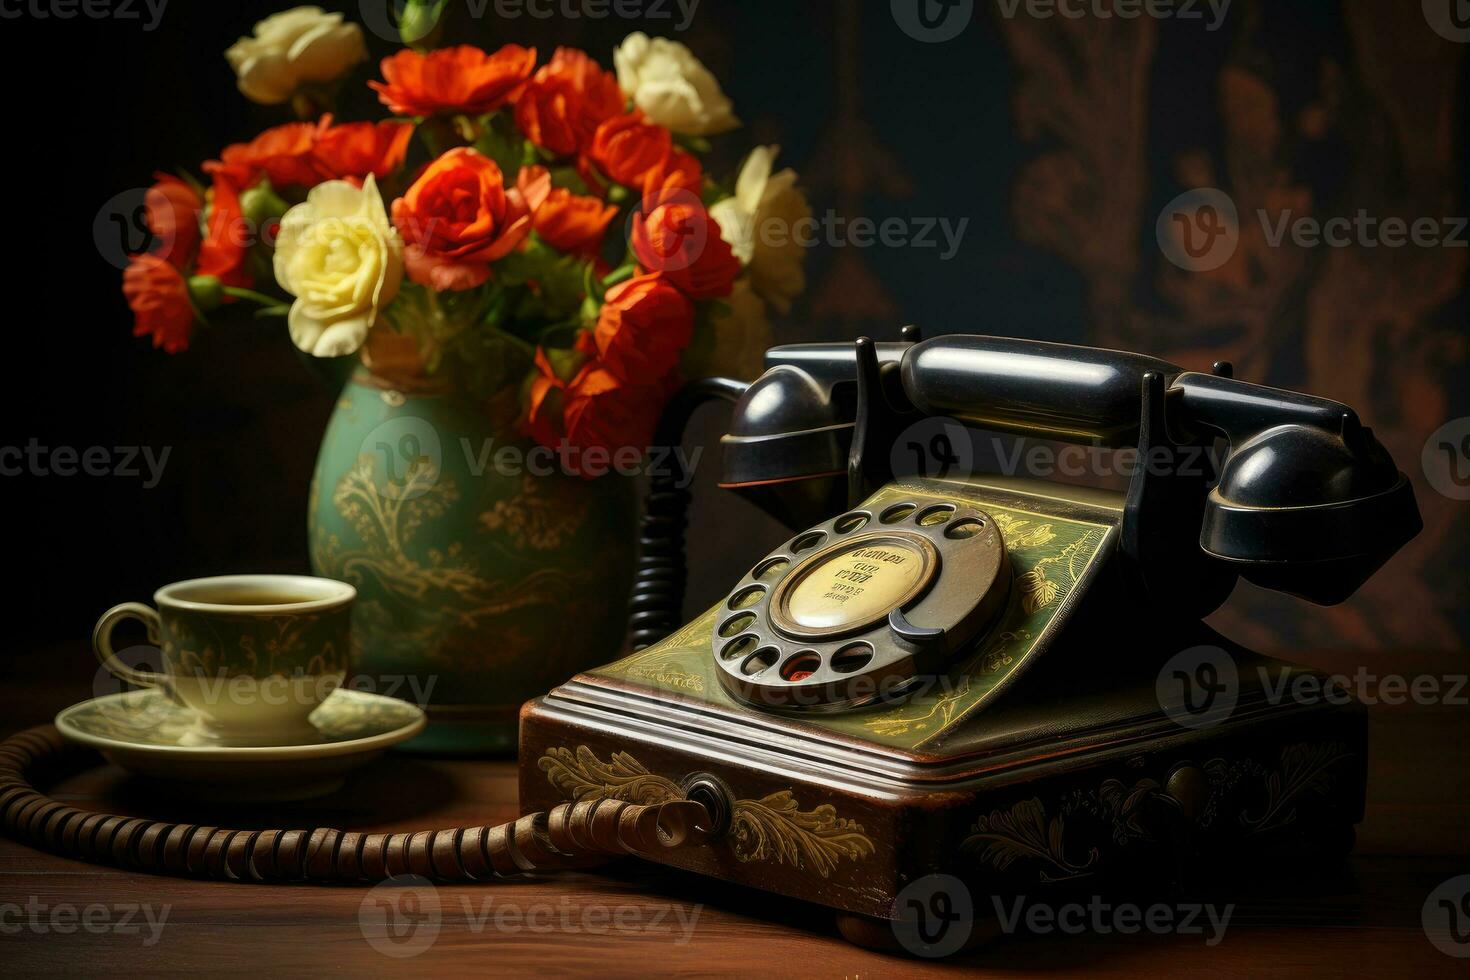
[92,602,168,690]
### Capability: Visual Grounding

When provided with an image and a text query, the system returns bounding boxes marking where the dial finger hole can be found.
[780,652,822,682]
[721,635,759,661]
[880,503,917,524]
[833,512,870,534]
[830,643,874,674]
[945,518,986,540]
[791,531,826,553]
[719,613,756,638]
[916,504,956,527]
[729,585,765,609]
[741,648,778,676]
[753,557,790,580]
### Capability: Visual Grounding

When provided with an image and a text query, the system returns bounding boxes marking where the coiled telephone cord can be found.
[0,724,711,884]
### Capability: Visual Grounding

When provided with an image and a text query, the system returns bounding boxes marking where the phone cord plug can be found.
[0,725,715,884]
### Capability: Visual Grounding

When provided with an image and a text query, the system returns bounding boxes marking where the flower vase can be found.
[308,369,638,754]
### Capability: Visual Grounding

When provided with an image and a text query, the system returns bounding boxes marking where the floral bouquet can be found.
[122,5,808,478]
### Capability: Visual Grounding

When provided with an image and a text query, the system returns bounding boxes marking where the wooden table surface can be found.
[2,643,1468,977]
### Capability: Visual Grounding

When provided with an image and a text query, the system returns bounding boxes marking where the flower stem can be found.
[223,286,287,308]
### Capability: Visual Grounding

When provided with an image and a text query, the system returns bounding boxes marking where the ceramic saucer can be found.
[54,688,426,801]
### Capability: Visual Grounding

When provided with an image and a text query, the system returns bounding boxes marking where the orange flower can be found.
[144,173,201,270]
[640,149,703,199]
[525,348,671,478]
[371,44,536,117]
[391,147,533,291]
[629,186,739,299]
[123,254,195,353]
[592,272,693,381]
[312,119,415,184]
[207,121,321,189]
[207,117,414,190]
[513,48,625,157]
[516,165,618,257]
[196,175,252,289]
[587,111,673,190]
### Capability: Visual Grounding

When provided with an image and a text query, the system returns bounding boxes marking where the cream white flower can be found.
[225,6,368,106]
[274,175,403,358]
[613,32,739,136]
[709,146,810,314]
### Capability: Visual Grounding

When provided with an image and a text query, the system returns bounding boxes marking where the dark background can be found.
[0,0,1466,678]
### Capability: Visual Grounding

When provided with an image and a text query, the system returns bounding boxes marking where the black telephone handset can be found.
[717,333,1419,606]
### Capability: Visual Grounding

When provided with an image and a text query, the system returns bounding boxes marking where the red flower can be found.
[525,348,672,479]
[587,111,672,190]
[516,165,618,257]
[207,117,414,191]
[207,121,321,189]
[513,48,624,157]
[371,44,536,117]
[143,173,202,269]
[195,175,252,289]
[391,147,534,291]
[592,272,693,381]
[312,119,414,184]
[629,186,739,300]
[123,254,195,353]
[640,149,703,199]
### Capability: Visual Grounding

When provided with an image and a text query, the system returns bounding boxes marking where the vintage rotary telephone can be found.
[0,332,1421,949]
[517,330,1420,939]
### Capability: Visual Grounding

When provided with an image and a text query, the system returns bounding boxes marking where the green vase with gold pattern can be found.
[308,369,638,754]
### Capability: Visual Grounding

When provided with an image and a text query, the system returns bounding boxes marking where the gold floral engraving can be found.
[618,646,706,694]
[479,474,590,551]
[993,512,1057,549]
[538,746,875,877]
[317,455,578,629]
[1015,528,1100,614]
[1204,741,1353,835]
[864,675,973,738]
[964,743,1356,881]
[962,776,1162,882]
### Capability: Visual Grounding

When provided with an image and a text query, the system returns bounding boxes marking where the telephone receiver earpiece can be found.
[718,334,1421,606]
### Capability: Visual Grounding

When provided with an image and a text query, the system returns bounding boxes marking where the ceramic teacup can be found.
[92,574,355,745]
